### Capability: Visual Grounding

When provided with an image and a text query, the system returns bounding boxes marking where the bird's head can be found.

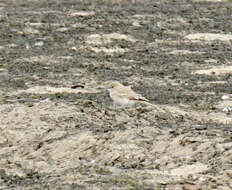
[106,81,122,90]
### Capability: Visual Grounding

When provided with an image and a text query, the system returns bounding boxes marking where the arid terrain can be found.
[0,0,232,189]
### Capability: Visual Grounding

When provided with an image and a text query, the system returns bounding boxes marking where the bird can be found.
[107,81,155,108]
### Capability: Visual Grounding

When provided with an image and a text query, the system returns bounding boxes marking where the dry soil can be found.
[0,0,232,189]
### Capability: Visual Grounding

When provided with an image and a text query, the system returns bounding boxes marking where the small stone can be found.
[34,41,44,46]
[211,183,218,189]
[71,46,77,50]
[169,129,176,134]
[222,107,232,112]
[193,125,207,130]
[221,94,230,100]
[26,103,34,107]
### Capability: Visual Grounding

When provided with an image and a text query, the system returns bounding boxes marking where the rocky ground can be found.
[0,0,232,189]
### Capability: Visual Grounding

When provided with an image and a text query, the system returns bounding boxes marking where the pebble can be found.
[34,41,44,46]
[222,107,232,112]
[193,125,207,130]
[221,94,230,100]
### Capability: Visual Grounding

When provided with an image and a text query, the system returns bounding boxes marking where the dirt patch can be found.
[0,0,232,189]
[86,33,137,45]
[185,33,232,41]
[193,65,232,75]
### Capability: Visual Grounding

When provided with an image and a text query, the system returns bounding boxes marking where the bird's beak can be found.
[96,85,107,91]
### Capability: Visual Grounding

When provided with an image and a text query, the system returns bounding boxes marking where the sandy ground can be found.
[0,0,232,189]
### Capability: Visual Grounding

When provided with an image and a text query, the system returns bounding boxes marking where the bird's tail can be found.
[138,100,160,110]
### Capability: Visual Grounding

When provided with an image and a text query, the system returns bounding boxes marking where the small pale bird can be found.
[107,81,154,107]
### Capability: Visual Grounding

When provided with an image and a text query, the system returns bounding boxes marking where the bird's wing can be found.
[116,86,148,101]
[129,94,148,102]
